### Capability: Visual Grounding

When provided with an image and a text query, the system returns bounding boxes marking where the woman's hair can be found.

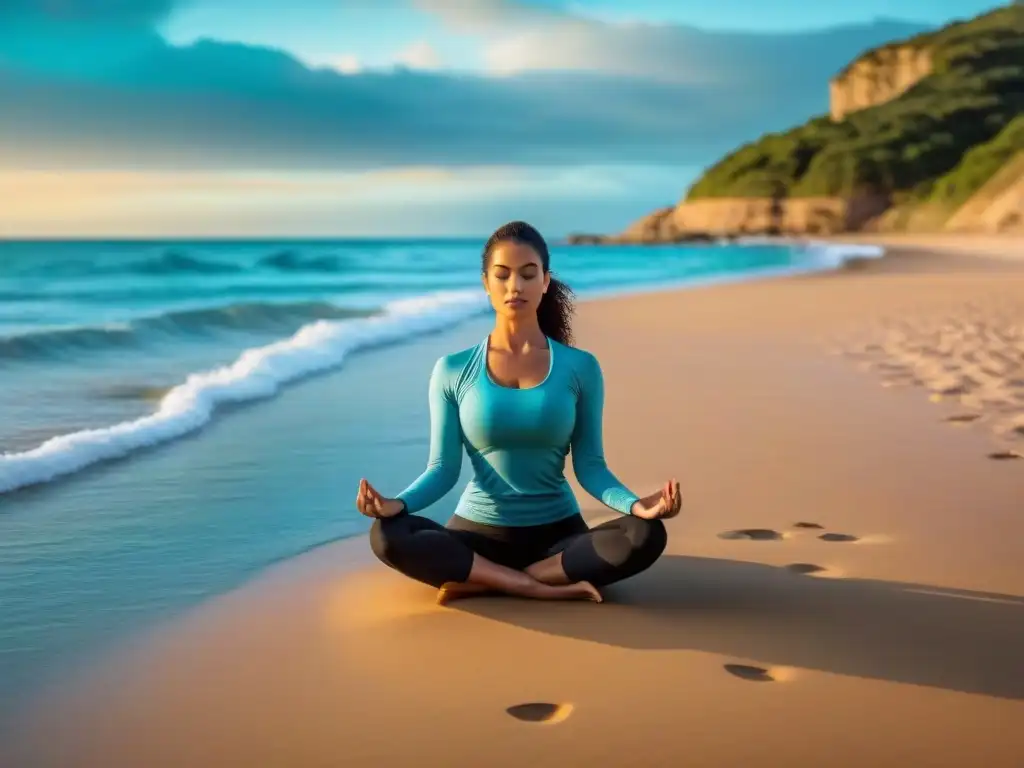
[481,220,576,347]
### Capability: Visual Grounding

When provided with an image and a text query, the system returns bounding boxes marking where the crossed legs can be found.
[369,511,666,603]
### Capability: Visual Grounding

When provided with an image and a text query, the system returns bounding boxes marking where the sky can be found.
[0,0,1010,237]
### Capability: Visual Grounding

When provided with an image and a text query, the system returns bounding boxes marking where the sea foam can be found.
[735,236,886,269]
[799,240,886,268]
[0,290,488,495]
[0,241,884,495]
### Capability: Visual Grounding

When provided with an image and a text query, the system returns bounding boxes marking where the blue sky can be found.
[0,0,1011,236]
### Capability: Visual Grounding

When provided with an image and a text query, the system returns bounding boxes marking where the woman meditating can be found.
[357,221,680,604]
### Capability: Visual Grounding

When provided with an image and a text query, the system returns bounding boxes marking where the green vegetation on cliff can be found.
[686,4,1024,209]
[930,112,1024,206]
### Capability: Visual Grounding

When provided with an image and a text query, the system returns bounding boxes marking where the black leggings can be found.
[370,511,667,589]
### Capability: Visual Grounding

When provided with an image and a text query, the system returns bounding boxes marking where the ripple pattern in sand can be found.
[834,298,1024,455]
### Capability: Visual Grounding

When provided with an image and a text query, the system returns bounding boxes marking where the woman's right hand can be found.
[356,478,405,519]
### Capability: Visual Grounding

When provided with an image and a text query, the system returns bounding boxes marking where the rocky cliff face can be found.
[829,44,932,122]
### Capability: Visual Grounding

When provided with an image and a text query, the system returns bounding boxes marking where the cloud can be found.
[0,0,929,172]
[418,0,927,85]
[330,53,363,74]
[396,40,443,70]
[411,0,559,35]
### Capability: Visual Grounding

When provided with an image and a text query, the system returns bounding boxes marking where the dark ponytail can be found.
[536,275,575,347]
[482,220,577,347]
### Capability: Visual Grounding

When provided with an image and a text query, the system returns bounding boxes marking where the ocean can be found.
[0,237,877,712]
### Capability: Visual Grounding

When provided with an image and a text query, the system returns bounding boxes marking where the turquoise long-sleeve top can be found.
[396,336,640,527]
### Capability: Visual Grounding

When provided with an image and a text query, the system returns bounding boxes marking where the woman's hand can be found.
[630,478,682,520]
[356,478,405,519]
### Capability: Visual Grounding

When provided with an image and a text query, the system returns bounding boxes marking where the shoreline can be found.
[816,233,1024,260]
[0,238,871,497]
[3,239,1024,767]
[563,232,1024,263]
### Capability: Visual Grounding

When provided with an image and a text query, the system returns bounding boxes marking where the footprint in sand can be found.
[792,521,824,530]
[819,533,859,543]
[506,703,574,724]
[988,450,1022,461]
[783,563,827,575]
[718,529,783,541]
[723,664,776,682]
[944,413,982,425]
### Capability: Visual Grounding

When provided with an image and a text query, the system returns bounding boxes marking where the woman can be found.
[357,221,680,604]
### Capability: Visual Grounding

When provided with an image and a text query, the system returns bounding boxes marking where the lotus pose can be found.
[358,221,680,604]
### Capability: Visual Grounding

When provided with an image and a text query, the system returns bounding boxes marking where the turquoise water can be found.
[0,237,852,712]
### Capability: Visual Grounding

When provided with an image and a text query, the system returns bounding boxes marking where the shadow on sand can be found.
[450,555,1024,700]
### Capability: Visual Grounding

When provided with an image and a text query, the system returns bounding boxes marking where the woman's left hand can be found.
[631,479,682,520]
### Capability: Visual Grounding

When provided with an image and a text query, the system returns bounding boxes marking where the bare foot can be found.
[436,582,494,605]
[570,581,603,603]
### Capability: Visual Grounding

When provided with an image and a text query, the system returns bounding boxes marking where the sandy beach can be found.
[3,239,1024,768]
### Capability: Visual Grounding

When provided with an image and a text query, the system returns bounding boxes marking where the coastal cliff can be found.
[828,44,932,122]
[570,4,1024,244]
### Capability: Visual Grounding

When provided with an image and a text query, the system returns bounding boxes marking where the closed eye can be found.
[492,265,540,279]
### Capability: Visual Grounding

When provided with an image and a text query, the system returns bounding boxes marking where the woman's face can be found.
[482,241,550,319]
